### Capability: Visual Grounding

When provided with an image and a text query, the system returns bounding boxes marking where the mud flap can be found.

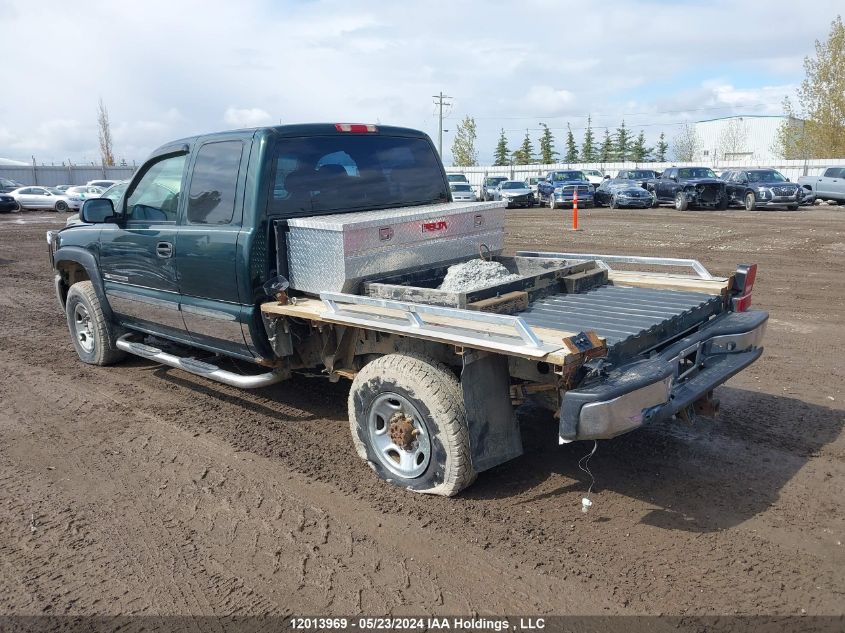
[461,350,523,472]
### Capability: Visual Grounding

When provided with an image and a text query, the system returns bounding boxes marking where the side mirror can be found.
[786,178,791,182]
[80,198,116,223]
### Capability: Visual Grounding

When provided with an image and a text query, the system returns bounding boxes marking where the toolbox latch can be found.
[378,226,394,241]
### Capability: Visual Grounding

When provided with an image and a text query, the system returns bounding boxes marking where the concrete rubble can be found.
[438,259,521,293]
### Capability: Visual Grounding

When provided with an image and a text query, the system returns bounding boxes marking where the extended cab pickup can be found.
[47,123,768,497]
[798,167,845,204]
[648,166,728,211]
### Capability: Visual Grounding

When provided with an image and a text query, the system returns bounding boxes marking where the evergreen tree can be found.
[493,129,510,166]
[564,124,579,163]
[450,115,478,167]
[512,131,535,165]
[599,129,614,162]
[614,120,631,162]
[655,132,669,162]
[580,116,596,162]
[630,130,651,162]
[538,123,558,164]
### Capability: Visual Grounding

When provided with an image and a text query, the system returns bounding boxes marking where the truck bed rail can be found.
[516,251,717,281]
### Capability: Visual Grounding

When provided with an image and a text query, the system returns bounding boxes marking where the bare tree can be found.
[672,123,700,162]
[718,118,748,159]
[97,98,115,167]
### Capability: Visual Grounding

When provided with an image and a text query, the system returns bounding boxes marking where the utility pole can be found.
[432,91,452,157]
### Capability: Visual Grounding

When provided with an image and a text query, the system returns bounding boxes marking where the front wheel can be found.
[55,200,69,212]
[610,195,619,209]
[744,192,756,211]
[675,191,689,211]
[787,204,798,211]
[549,194,557,210]
[348,352,475,497]
[65,281,125,366]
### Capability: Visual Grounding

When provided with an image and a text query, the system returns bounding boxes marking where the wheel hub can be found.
[367,392,431,479]
[388,413,418,451]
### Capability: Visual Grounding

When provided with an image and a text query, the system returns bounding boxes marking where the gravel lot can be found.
[0,205,843,618]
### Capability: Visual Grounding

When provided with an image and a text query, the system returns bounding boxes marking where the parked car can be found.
[614,169,660,188]
[0,177,24,194]
[8,186,70,211]
[449,182,476,202]
[595,179,656,209]
[524,175,543,199]
[581,169,604,190]
[647,167,728,210]
[536,170,594,209]
[86,179,120,189]
[481,176,508,201]
[64,185,105,211]
[0,194,20,213]
[66,181,130,226]
[721,169,802,211]
[798,167,845,205]
[54,185,76,192]
[494,180,534,208]
[446,173,469,184]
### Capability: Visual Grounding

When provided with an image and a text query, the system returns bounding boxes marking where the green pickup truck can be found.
[47,123,768,496]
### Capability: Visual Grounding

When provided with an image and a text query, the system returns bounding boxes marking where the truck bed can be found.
[519,283,724,360]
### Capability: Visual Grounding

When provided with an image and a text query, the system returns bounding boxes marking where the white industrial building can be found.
[693,115,790,165]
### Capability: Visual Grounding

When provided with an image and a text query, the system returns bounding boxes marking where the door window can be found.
[187,141,243,225]
[125,153,187,223]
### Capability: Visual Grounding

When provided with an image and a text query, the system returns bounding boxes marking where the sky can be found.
[0,0,841,166]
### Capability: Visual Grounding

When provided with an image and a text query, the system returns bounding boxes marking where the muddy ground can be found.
[0,206,842,618]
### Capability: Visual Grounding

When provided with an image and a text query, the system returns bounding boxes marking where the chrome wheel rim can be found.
[367,392,431,479]
[73,303,95,353]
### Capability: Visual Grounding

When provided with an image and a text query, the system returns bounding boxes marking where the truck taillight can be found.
[731,263,757,312]
[335,123,378,133]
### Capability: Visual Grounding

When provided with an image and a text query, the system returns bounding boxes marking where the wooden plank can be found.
[466,291,529,314]
[608,271,729,295]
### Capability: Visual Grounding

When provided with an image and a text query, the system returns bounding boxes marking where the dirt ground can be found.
[0,205,843,618]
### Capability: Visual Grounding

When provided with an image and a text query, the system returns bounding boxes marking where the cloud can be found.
[0,0,840,164]
[223,107,274,128]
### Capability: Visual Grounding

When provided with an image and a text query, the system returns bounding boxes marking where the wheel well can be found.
[56,261,90,305]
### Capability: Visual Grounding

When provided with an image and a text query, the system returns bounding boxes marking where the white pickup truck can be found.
[799,166,845,204]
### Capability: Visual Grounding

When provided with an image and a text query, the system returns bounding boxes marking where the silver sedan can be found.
[495,180,534,208]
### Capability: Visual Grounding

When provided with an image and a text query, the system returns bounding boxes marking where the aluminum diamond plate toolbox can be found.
[286,201,505,294]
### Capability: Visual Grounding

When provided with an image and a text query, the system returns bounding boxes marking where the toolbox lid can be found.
[286,200,504,231]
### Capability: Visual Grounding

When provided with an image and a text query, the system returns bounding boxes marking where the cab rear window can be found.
[268,135,447,217]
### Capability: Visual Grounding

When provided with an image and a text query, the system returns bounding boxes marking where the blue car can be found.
[536,170,595,209]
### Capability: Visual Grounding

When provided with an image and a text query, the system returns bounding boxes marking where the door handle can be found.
[156,241,173,258]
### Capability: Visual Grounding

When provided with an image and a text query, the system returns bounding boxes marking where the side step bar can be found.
[116,334,288,389]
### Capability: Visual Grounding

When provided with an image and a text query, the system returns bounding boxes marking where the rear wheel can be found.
[744,192,756,211]
[675,191,689,211]
[65,281,125,366]
[348,352,475,497]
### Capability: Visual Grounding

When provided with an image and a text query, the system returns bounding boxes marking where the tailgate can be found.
[518,283,725,360]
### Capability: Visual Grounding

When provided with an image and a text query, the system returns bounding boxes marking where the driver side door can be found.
[99,150,189,337]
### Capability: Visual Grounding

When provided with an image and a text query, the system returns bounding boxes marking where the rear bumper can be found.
[558,310,768,441]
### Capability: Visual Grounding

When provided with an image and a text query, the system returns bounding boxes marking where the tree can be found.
[776,15,845,159]
[580,116,596,162]
[655,132,669,162]
[599,129,614,162]
[672,123,700,162]
[493,129,510,166]
[564,124,579,163]
[614,120,632,162]
[97,98,115,167]
[717,118,748,160]
[512,131,535,165]
[450,116,478,166]
[630,130,651,162]
[538,123,558,164]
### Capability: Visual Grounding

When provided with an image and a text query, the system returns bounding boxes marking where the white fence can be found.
[446,158,844,188]
[0,165,137,187]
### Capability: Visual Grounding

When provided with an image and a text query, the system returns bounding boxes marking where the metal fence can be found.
[0,165,137,187]
[445,158,845,188]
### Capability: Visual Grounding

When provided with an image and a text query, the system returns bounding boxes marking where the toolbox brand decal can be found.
[422,220,448,232]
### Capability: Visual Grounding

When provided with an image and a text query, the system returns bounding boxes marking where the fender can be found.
[53,246,113,320]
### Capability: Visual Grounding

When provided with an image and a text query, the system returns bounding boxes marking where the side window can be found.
[125,153,187,223]
[187,141,243,225]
